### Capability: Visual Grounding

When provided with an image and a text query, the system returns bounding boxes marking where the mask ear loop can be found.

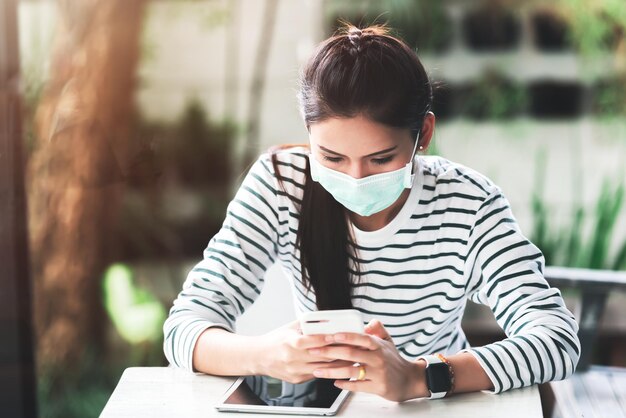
[410,130,421,170]
[404,131,421,188]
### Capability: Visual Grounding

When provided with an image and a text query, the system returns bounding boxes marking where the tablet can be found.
[214,375,351,416]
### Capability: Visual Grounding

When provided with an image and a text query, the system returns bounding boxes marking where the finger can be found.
[308,359,356,369]
[308,345,375,364]
[293,334,336,350]
[365,319,392,341]
[287,319,302,331]
[312,364,369,380]
[325,333,380,350]
[333,379,378,394]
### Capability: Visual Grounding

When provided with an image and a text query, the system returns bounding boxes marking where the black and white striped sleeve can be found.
[461,188,580,393]
[163,154,280,372]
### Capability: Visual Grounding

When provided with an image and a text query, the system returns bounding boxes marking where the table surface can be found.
[100,367,543,418]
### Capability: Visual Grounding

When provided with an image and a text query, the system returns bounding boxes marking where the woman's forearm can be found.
[192,327,263,375]
[447,352,493,394]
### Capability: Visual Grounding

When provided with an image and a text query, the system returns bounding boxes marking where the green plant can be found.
[530,151,560,265]
[459,69,528,120]
[558,0,626,53]
[530,150,626,270]
[325,0,453,53]
[592,77,626,117]
[382,0,453,53]
[103,263,166,345]
[555,0,626,116]
[102,263,168,368]
[38,347,124,418]
[588,179,625,269]
[167,99,237,187]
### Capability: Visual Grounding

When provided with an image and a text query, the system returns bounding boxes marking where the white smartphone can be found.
[299,309,365,335]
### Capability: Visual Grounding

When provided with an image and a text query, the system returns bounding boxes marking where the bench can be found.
[547,365,626,418]
[543,266,626,417]
[544,266,626,371]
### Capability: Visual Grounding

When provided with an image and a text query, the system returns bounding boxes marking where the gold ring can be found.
[357,365,366,381]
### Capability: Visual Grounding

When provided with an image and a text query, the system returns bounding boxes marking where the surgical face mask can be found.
[309,134,420,217]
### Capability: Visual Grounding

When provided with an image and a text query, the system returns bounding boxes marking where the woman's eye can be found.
[372,156,394,165]
[322,155,343,163]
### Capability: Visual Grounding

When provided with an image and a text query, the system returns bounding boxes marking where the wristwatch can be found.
[417,354,453,399]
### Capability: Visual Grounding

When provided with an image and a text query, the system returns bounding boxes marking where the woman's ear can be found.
[418,111,436,151]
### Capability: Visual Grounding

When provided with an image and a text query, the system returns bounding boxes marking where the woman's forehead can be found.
[309,115,411,155]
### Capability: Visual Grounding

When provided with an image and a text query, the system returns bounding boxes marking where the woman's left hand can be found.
[308,319,428,402]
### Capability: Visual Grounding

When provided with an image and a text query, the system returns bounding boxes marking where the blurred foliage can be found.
[380,0,453,53]
[531,150,626,270]
[103,263,166,344]
[556,0,626,117]
[135,99,237,188]
[118,99,238,260]
[592,77,626,117]
[38,348,125,418]
[459,69,528,120]
[325,0,453,53]
[557,0,626,54]
[38,263,170,417]
[173,100,236,186]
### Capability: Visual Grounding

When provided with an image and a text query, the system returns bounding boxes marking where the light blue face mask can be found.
[309,134,420,217]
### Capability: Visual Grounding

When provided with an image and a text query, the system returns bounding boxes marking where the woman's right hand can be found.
[253,320,355,384]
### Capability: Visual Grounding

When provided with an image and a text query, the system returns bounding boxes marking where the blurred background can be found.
[2,0,626,416]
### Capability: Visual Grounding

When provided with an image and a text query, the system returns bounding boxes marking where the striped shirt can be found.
[163,146,580,394]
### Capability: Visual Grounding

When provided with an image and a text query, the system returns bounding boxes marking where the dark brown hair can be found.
[270,23,433,310]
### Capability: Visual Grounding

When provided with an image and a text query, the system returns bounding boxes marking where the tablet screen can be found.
[222,375,343,408]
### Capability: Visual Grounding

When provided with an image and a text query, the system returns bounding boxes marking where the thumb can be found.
[287,319,303,333]
[364,319,392,341]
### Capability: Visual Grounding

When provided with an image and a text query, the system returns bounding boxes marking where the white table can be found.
[100,367,543,418]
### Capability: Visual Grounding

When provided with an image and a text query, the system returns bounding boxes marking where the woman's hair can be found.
[270,23,433,310]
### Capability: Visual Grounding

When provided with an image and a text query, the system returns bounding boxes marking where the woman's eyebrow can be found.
[319,145,398,158]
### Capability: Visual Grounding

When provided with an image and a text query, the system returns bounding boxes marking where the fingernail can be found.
[313,370,323,377]
[335,334,346,341]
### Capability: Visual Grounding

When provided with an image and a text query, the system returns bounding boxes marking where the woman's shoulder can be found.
[256,145,309,176]
[419,155,499,199]
[250,145,309,198]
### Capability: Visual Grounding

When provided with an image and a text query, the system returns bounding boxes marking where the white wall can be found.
[235,263,297,335]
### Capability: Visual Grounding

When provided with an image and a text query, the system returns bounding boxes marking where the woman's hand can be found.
[307,319,428,402]
[253,320,357,384]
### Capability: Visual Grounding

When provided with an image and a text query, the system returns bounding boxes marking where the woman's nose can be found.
[347,164,366,179]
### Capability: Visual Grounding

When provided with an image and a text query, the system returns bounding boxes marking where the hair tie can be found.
[348,28,363,52]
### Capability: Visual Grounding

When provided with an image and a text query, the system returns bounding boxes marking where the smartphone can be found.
[299,309,365,336]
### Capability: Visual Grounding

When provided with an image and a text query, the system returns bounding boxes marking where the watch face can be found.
[426,362,452,393]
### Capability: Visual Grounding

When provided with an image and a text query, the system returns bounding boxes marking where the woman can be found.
[163,24,579,402]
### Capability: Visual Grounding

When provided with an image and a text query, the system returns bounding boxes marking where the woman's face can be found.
[308,114,419,179]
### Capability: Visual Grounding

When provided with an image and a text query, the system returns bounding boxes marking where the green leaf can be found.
[102,263,167,345]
